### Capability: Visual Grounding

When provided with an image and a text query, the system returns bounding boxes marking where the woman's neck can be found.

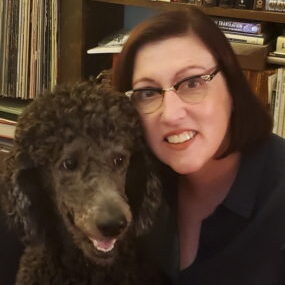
[179,152,241,218]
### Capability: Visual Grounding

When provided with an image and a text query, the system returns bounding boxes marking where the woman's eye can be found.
[61,158,78,171]
[185,78,203,89]
[133,89,160,101]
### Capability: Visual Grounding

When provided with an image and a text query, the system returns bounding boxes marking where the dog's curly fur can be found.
[0,79,165,284]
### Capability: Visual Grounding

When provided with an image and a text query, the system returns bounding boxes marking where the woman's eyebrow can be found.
[174,64,206,79]
[132,77,158,87]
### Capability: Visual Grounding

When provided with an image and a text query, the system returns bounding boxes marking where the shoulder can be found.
[260,134,285,175]
[245,134,285,174]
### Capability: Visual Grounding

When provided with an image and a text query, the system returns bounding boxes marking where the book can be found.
[212,17,268,35]
[277,68,285,136]
[87,30,129,54]
[267,72,277,108]
[0,137,13,152]
[266,0,285,11]
[224,31,272,45]
[0,118,16,139]
[272,68,285,136]
[276,36,285,54]
[267,52,285,65]
[0,97,29,116]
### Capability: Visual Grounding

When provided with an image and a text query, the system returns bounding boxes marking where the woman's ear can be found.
[126,150,162,236]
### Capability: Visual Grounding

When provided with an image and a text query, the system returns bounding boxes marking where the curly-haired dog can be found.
[0,80,166,284]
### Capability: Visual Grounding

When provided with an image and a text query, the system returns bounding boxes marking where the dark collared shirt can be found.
[142,134,285,285]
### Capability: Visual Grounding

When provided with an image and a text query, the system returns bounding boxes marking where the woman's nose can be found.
[160,90,188,124]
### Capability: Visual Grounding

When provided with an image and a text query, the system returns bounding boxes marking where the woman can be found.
[113,8,285,285]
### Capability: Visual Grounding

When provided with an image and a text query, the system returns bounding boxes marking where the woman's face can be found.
[132,34,233,175]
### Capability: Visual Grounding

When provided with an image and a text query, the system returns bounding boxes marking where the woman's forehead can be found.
[132,35,216,84]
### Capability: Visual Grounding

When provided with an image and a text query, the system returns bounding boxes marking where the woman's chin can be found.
[166,160,204,175]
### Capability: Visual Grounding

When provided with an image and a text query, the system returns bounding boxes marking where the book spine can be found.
[224,32,266,45]
[277,68,285,136]
[276,36,285,54]
[213,18,263,34]
[273,68,283,135]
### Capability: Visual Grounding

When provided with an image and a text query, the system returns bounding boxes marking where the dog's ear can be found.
[1,150,53,242]
[126,149,162,236]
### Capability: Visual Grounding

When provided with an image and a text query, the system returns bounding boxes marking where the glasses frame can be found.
[125,67,220,98]
[125,67,220,113]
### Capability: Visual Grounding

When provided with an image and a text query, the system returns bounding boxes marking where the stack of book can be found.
[268,35,285,66]
[213,17,276,71]
[0,97,29,151]
[212,17,274,46]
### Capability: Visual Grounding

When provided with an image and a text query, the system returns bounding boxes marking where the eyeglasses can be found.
[125,67,220,114]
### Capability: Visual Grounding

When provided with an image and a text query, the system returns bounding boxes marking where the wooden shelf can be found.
[92,0,285,23]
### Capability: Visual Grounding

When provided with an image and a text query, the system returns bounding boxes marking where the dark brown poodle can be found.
[0,80,166,284]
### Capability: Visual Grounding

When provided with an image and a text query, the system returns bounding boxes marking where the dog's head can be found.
[1,81,161,265]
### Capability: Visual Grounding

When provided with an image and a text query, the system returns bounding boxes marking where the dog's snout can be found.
[97,214,128,238]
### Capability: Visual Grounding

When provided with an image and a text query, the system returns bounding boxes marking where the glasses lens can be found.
[131,89,163,113]
[177,77,207,104]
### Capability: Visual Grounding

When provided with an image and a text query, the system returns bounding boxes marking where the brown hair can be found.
[113,8,272,157]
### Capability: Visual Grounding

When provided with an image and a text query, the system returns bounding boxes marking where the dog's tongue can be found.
[90,238,116,253]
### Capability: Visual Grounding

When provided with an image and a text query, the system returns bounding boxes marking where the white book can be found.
[268,72,277,106]
[87,30,129,54]
[277,68,285,136]
[273,68,283,135]
[280,69,285,138]
[224,32,270,45]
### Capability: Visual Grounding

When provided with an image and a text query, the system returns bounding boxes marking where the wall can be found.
[124,6,156,30]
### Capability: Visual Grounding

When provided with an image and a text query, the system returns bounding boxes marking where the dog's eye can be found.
[113,154,125,168]
[61,158,78,171]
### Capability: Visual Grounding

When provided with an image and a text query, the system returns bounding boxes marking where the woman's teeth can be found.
[166,131,196,144]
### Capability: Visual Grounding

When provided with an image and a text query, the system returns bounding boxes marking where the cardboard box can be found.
[230,41,273,71]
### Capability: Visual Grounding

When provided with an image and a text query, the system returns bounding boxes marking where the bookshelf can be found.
[67,0,284,82]
[93,0,285,23]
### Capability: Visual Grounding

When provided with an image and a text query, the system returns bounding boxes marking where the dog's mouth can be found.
[89,237,117,253]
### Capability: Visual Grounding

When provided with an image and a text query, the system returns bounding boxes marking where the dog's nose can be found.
[97,215,128,237]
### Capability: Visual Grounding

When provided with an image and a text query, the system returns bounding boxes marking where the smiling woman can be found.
[112,7,285,285]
